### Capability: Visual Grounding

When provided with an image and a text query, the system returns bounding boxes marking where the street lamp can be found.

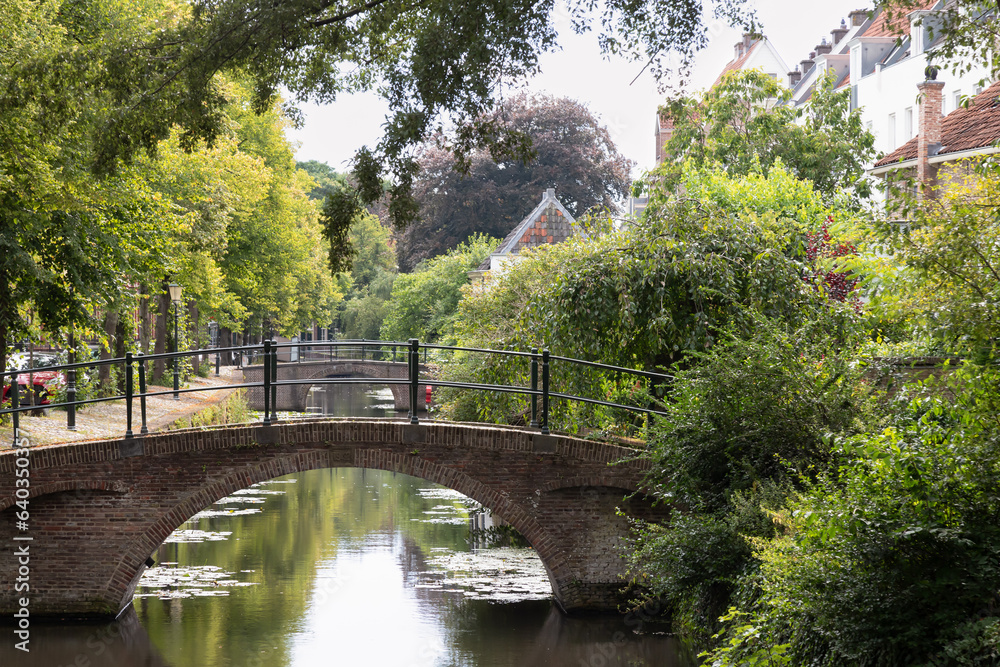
[209,320,220,376]
[168,283,183,400]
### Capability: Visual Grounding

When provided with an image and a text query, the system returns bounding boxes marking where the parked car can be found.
[3,352,63,406]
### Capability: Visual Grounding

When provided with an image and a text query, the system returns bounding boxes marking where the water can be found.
[5,387,694,666]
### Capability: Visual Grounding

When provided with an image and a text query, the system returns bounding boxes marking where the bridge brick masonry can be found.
[242,360,429,412]
[0,419,666,619]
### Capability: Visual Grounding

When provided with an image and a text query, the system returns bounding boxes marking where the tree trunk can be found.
[154,288,168,382]
[98,311,119,392]
[138,283,150,356]
[0,311,7,409]
[114,314,127,393]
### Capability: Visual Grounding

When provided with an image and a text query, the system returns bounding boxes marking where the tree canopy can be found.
[5,0,754,263]
[656,70,876,200]
[381,234,496,343]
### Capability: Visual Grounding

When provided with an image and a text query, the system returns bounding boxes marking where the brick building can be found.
[469,188,583,283]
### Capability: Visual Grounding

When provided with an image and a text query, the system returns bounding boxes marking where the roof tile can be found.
[875,79,1000,167]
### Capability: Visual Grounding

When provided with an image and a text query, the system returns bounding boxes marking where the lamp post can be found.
[168,283,183,400]
[209,320,220,376]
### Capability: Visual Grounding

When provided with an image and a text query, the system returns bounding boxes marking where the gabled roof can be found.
[874,79,1000,167]
[476,188,579,271]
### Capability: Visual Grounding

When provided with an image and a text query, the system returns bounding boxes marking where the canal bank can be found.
[0,367,244,448]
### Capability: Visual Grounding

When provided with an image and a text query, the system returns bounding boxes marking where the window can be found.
[954,90,962,111]
[888,113,896,149]
[904,107,913,140]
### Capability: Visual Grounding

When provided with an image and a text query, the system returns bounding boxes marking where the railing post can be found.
[215,348,220,376]
[361,340,366,362]
[530,348,539,428]
[10,370,19,439]
[172,302,180,401]
[66,332,77,431]
[125,352,134,440]
[138,353,148,435]
[262,340,272,426]
[269,339,278,423]
[408,338,419,425]
[541,349,550,435]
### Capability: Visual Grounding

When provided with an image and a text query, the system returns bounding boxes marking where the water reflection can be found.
[126,467,692,667]
[305,384,398,417]
[0,607,170,667]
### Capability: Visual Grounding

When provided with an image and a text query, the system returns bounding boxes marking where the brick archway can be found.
[242,360,426,411]
[0,420,667,618]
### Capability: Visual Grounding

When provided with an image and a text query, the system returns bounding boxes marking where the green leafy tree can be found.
[445,166,855,429]
[381,234,496,343]
[627,318,866,637]
[297,161,350,202]
[706,364,1000,666]
[0,0,183,372]
[335,211,396,339]
[656,70,876,200]
[876,158,1000,357]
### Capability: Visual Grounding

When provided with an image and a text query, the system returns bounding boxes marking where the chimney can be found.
[831,19,848,45]
[848,9,868,27]
[916,78,945,197]
[734,33,757,59]
[815,37,832,56]
[800,52,816,74]
[788,66,803,87]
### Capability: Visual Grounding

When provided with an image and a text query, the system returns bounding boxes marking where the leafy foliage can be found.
[628,319,867,635]
[336,212,396,339]
[708,364,1000,666]
[444,166,850,430]
[655,70,876,201]
[878,158,1000,356]
[805,217,860,305]
[381,235,496,343]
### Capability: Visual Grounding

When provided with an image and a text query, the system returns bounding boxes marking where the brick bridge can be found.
[0,419,665,619]
[242,359,428,412]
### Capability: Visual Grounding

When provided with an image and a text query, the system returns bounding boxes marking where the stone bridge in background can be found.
[0,419,666,619]
[242,360,429,412]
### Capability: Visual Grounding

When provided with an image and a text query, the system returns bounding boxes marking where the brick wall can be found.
[0,420,665,618]
[917,80,945,196]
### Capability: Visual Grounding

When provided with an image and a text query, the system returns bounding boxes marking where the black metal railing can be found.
[2,339,671,443]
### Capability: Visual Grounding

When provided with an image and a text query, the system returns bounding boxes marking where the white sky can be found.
[286,0,864,178]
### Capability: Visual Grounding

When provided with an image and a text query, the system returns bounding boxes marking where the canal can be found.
[5,386,694,666]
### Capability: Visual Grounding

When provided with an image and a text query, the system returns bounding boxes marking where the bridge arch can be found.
[0,479,130,513]
[0,419,666,619]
